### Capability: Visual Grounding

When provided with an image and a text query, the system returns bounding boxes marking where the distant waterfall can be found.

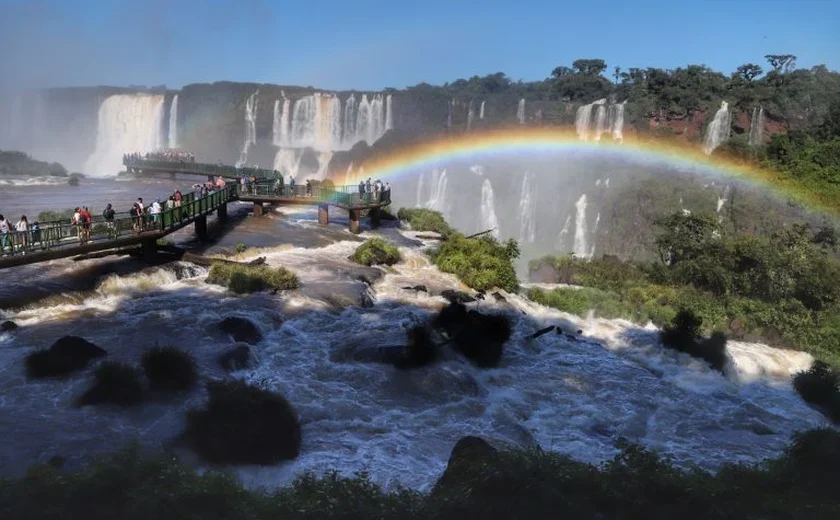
[272,96,292,146]
[717,184,731,213]
[467,100,475,131]
[315,152,333,180]
[517,98,525,124]
[385,94,393,131]
[748,107,764,146]
[479,101,485,120]
[610,101,625,141]
[420,168,448,212]
[589,212,600,258]
[354,94,387,146]
[556,214,572,249]
[593,102,607,140]
[167,94,179,149]
[236,91,258,168]
[447,99,453,128]
[703,101,731,155]
[83,94,166,176]
[575,102,596,140]
[273,148,303,178]
[573,194,589,257]
[343,94,357,145]
[480,179,500,238]
[416,171,426,207]
[518,172,537,244]
[289,93,342,151]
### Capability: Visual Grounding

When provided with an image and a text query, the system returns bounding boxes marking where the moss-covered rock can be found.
[207,262,299,294]
[25,336,107,379]
[351,238,401,266]
[141,347,198,393]
[661,310,729,372]
[77,362,145,407]
[218,316,263,344]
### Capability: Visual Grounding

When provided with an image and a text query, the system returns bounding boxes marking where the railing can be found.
[0,185,238,258]
[236,182,392,207]
[123,157,281,180]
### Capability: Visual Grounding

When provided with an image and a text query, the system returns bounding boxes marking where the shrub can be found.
[793,361,840,423]
[207,262,299,294]
[77,362,145,407]
[235,243,247,254]
[25,336,108,379]
[431,234,519,292]
[397,208,453,236]
[434,303,511,368]
[141,347,198,392]
[661,310,728,372]
[352,238,402,266]
[183,380,301,465]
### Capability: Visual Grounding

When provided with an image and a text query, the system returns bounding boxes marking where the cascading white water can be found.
[416,171,426,207]
[575,103,595,141]
[167,94,179,149]
[748,106,764,146]
[518,172,537,244]
[354,94,387,146]
[289,93,342,151]
[235,91,258,168]
[703,101,731,155]
[593,102,607,141]
[479,179,500,238]
[556,214,572,249]
[273,148,303,177]
[343,95,357,145]
[446,99,453,128]
[479,100,485,119]
[424,168,448,212]
[385,94,393,131]
[589,212,600,258]
[573,194,589,257]
[576,99,612,141]
[717,185,731,213]
[467,100,475,131]
[517,98,526,124]
[314,152,333,180]
[83,94,165,176]
[611,101,625,141]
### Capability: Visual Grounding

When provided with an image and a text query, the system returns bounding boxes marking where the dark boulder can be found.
[141,347,198,392]
[432,436,498,497]
[1,320,17,332]
[77,362,146,407]
[402,285,428,293]
[393,326,439,369]
[183,380,301,465]
[25,336,107,379]
[434,303,511,368]
[217,343,254,372]
[359,289,375,308]
[441,289,477,304]
[218,316,262,345]
[491,292,507,302]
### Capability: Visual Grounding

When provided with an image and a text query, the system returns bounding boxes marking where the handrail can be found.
[124,157,281,180]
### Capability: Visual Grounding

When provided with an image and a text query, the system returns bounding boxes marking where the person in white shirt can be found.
[15,215,29,250]
[0,214,10,254]
[151,200,162,226]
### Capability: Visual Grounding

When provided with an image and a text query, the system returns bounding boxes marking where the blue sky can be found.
[1,0,838,90]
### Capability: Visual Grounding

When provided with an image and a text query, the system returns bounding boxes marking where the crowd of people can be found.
[0,214,41,255]
[124,150,196,164]
[359,178,391,204]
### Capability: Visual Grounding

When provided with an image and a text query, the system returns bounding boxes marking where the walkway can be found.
[123,157,279,180]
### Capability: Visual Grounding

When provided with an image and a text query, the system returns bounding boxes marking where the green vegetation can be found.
[0,150,67,177]
[141,347,198,393]
[77,362,145,408]
[660,310,729,372]
[528,211,840,366]
[206,262,299,294]
[36,208,75,223]
[352,238,402,266]
[156,238,175,247]
[793,362,840,423]
[235,243,247,254]
[431,234,520,292]
[397,208,453,236]
[2,428,839,519]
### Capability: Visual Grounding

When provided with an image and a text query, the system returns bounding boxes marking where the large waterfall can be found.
[167,94,179,149]
[479,101,485,120]
[518,172,536,244]
[83,94,165,176]
[235,91,258,168]
[748,106,764,146]
[273,148,303,178]
[575,99,625,141]
[517,99,525,124]
[417,168,448,213]
[289,93,342,151]
[467,100,475,131]
[573,194,589,257]
[479,179,500,237]
[703,101,731,155]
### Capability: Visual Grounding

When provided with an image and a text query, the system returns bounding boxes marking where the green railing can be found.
[0,185,238,258]
[124,158,281,180]
[236,182,392,207]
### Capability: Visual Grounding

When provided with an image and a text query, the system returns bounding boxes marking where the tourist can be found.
[305,179,312,197]
[384,182,392,204]
[30,221,41,249]
[134,198,145,233]
[72,207,83,243]
[0,214,9,254]
[103,203,116,238]
[289,176,296,196]
[151,199,162,226]
[79,207,92,243]
[15,216,29,251]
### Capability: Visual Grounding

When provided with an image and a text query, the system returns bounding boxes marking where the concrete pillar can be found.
[253,202,264,217]
[349,209,361,234]
[141,238,158,262]
[195,215,208,240]
[369,207,381,228]
[217,203,228,222]
[318,204,329,225]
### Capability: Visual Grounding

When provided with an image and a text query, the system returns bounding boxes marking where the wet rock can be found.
[440,289,476,304]
[359,289,375,308]
[77,362,146,408]
[218,317,262,345]
[491,292,506,302]
[25,336,108,379]
[217,343,253,372]
[402,285,428,293]
[432,436,498,497]
[393,326,439,369]
[142,347,198,392]
[435,303,511,368]
[1,320,17,332]
[47,455,65,469]
[357,274,374,286]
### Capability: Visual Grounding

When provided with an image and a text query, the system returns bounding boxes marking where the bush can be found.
[235,243,247,254]
[141,347,198,393]
[793,361,840,423]
[207,262,299,294]
[431,234,520,292]
[183,380,302,465]
[434,303,512,368]
[661,310,729,372]
[25,336,108,379]
[397,208,453,236]
[77,362,145,407]
[352,238,402,266]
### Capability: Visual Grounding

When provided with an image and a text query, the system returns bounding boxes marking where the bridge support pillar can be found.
[141,238,158,263]
[318,204,329,225]
[349,209,361,234]
[195,215,208,240]
[369,207,381,229]
[217,203,227,222]
[253,202,264,217]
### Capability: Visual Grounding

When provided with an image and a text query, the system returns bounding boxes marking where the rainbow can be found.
[336,127,838,218]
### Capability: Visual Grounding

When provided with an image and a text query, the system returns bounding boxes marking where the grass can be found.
[77,362,145,407]
[2,428,839,519]
[351,238,402,266]
[397,208,453,236]
[206,262,299,294]
[141,347,198,393]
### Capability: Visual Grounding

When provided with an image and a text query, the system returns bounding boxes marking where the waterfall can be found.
[517,98,525,124]
[703,101,731,155]
[446,99,453,128]
[425,168,448,212]
[479,101,485,120]
[314,152,333,180]
[717,185,731,213]
[416,171,426,207]
[479,179,500,238]
[589,212,601,258]
[518,172,537,244]
[289,93,342,151]
[573,194,588,257]
[272,148,303,178]
[576,99,626,141]
[556,214,572,249]
[343,95,356,147]
[83,94,166,176]
[354,94,386,146]
[748,106,764,146]
[611,101,626,141]
[467,100,475,131]
[385,94,393,131]
[167,94,179,149]
[593,103,607,141]
[575,103,595,141]
[235,91,258,168]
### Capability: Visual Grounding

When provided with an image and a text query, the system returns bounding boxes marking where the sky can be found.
[1,0,838,91]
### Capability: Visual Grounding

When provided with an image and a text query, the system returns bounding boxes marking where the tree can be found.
[572,59,608,76]
[614,66,621,84]
[654,212,719,265]
[764,54,797,74]
[551,66,574,78]
[735,63,763,82]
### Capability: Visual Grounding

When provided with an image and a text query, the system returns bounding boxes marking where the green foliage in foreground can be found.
[36,208,75,223]
[397,208,453,236]
[207,262,299,294]
[351,238,402,266]
[431,234,520,292]
[1,428,839,519]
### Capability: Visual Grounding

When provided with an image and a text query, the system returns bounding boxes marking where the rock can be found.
[393,326,439,369]
[432,436,498,497]
[491,292,506,302]
[141,347,198,392]
[402,285,428,293]
[440,289,476,304]
[217,343,253,372]
[357,274,374,286]
[47,455,65,469]
[435,303,511,368]
[1,320,17,332]
[25,336,108,379]
[359,289,375,308]
[218,317,263,345]
[77,362,146,407]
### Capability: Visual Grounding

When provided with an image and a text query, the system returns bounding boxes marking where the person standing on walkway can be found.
[103,203,116,239]
[15,215,29,251]
[0,214,9,254]
[79,207,92,243]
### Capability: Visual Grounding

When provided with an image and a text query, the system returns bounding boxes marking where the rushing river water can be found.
[0,179,829,492]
